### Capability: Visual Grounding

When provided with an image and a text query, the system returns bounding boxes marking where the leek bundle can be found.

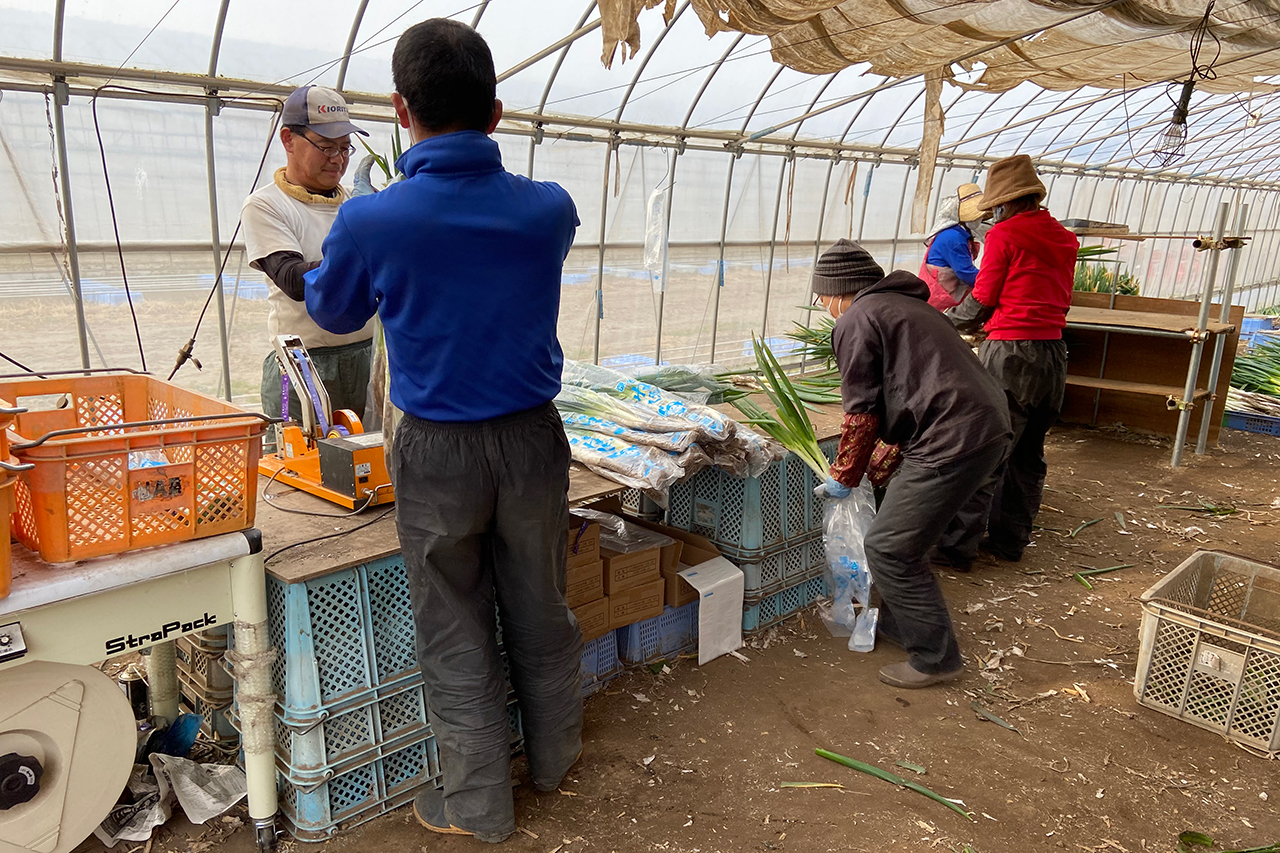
[733,336,830,478]
[554,385,692,434]
[785,310,837,366]
[1230,338,1280,396]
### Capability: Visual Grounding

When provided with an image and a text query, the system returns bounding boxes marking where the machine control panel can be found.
[0,622,27,663]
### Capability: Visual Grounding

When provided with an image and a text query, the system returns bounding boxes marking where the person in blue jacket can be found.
[304,18,582,843]
[919,183,987,311]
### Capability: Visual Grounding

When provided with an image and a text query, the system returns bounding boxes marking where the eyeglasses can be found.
[296,132,355,160]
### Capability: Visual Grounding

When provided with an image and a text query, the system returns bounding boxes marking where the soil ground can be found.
[75,424,1280,853]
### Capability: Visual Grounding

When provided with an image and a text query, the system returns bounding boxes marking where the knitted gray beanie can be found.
[810,239,885,297]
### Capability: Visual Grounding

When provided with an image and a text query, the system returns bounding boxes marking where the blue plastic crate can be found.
[581,630,623,696]
[616,601,700,665]
[742,576,828,634]
[1242,316,1276,334]
[666,440,835,561]
[741,534,825,601]
[1224,410,1280,437]
[265,555,421,723]
[276,703,523,842]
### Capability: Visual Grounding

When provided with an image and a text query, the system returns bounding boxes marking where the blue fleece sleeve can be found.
[927,227,980,286]
[304,208,378,335]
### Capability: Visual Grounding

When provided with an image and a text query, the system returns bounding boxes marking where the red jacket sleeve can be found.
[830,413,879,488]
[971,226,1010,308]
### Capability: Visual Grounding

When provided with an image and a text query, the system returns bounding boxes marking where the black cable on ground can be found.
[265,507,395,564]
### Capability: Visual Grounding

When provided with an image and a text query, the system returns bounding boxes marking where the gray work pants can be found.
[979,339,1068,555]
[393,402,583,839]
[866,438,1008,673]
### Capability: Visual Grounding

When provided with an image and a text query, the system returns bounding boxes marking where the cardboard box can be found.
[573,596,611,642]
[608,578,665,629]
[624,518,724,609]
[567,516,600,569]
[601,547,662,595]
[566,559,604,608]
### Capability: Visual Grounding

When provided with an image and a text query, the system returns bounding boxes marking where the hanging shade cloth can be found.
[599,0,1280,94]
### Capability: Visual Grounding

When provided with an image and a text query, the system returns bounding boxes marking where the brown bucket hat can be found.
[980,154,1047,210]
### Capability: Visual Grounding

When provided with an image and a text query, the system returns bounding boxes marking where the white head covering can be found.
[926,196,961,242]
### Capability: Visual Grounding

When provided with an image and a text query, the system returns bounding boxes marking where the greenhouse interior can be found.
[2,2,1280,853]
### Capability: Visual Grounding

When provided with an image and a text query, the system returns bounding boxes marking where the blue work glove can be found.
[351,154,378,198]
[815,477,852,500]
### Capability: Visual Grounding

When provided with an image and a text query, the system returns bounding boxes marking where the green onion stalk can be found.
[733,335,831,478]
[1230,338,1280,396]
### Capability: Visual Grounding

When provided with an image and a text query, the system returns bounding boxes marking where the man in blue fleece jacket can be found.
[305,18,581,843]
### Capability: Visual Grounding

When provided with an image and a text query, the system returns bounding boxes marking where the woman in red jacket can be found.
[948,155,1079,565]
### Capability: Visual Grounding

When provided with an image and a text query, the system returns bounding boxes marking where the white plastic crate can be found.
[1136,551,1280,754]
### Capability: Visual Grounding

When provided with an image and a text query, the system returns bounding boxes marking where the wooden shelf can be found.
[1066,306,1236,336]
[1065,375,1212,400]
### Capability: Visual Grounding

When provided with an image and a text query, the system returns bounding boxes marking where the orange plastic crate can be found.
[0,372,269,563]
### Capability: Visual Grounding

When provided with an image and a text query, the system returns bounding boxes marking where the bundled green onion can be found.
[785,309,837,367]
[1230,338,1280,396]
[732,335,830,478]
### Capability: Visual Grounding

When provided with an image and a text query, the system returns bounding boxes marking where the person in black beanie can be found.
[812,239,1013,687]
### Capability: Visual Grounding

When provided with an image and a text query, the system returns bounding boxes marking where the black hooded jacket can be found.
[831,270,1012,465]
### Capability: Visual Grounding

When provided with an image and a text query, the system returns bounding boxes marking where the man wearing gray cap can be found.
[241,85,375,431]
[811,239,1012,688]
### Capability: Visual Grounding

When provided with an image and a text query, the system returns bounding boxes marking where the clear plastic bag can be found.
[559,411,697,452]
[573,508,676,554]
[561,360,735,443]
[565,428,686,494]
[821,481,879,652]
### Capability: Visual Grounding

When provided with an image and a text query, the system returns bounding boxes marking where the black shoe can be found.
[979,537,1023,562]
[927,547,973,573]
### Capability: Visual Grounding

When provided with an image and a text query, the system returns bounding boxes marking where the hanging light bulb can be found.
[1153,79,1197,167]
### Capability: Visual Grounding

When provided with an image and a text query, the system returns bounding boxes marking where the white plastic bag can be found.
[821,481,879,652]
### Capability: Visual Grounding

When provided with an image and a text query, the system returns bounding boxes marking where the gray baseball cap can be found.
[282,85,368,138]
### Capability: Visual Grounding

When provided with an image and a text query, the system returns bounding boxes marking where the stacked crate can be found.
[175,625,238,747]
[664,440,835,635]
[244,552,621,841]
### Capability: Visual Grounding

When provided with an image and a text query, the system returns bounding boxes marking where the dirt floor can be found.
[75,424,1280,853]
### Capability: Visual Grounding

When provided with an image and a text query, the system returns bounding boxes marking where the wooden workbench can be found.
[258,464,625,584]
[257,399,847,585]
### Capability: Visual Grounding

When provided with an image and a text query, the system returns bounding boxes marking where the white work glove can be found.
[352,154,378,198]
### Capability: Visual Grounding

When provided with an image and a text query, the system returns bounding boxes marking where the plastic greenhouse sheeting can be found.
[1,0,1279,395]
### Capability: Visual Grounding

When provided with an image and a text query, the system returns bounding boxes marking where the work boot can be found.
[412,787,510,844]
[926,546,972,573]
[979,537,1023,563]
[533,748,583,793]
[878,661,964,689]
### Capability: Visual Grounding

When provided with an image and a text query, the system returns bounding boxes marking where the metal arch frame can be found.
[1146,90,1280,176]
[527,1,598,178]
[706,64,785,362]
[49,0,91,368]
[993,89,1077,159]
[1204,117,1280,177]
[757,71,843,341]
[202,0,234,400]
[1109,89,1280,172]
[1095,97,1280,169]
[471,0,492,27]
[942,87,1124,154]
[1140,182,1176,286]
[875,88,927,267]
[939,87,1032,153]
[652,32,750,363]
[1032,86,1173,165]
[969,86,1059,159]
[1048,87,1194,165]
[335,0,370,92]
[589,0,690,364]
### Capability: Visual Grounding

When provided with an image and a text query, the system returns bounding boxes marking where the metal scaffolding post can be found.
[1195,202,1250,454]
[49,79,91,370]
[1171,201,1230,467]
